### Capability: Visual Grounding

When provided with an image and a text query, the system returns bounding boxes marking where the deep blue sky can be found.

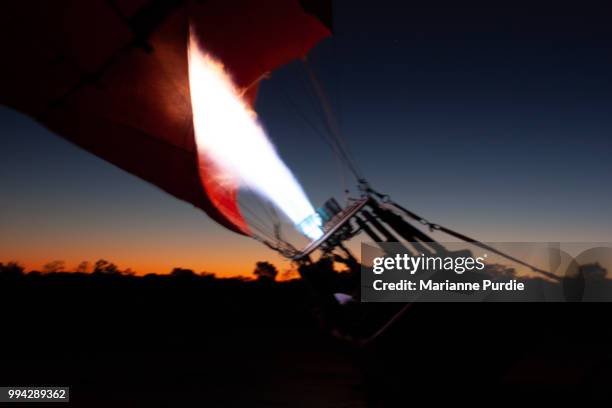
[1,0,611,274]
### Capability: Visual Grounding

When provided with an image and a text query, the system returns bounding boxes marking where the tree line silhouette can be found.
[1,255,612,406]
[0,258,286,282]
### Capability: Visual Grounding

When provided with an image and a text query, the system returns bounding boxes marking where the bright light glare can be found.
[188,30,322,240]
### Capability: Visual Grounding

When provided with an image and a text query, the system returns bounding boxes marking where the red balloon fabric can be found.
[0,0,330,235]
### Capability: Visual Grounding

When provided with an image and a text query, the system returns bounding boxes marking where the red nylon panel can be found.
[0,0,330,235]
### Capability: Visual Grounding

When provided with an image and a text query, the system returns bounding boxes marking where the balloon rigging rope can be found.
[301,59,365,185]
[286,67,349,194]
[366,188,561,282]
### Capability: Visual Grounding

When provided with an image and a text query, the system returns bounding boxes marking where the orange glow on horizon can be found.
[6,255,289,278]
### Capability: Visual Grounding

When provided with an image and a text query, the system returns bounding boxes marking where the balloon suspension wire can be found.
[301,58,367,194]
[280,81,349,199]
[282,64,349,200]
[367,188,561,282]
[239,186,282,243]
[297,64,350,199]
[239,183,297,254]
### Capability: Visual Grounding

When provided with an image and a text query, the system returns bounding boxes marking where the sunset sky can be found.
[1,1,611,276]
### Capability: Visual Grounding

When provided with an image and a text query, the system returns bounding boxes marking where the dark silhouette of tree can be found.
[253,261,278,282]
[43,260,66,273]
[75,261,90,273]
[200,271,216,280]
[93,259,119,275]
[122,268,136,276]
[0,261,24,278]
[170,267,196,278]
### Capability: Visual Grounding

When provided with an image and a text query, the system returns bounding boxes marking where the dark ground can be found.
[1,270,611,407]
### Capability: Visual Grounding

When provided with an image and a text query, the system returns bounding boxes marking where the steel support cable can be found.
[244,185,277,227]
[240,184,297,249]
[294,69,354,202]
[254,198,283,243]
[330,38,350,201]
[242,210,274,238]
[295,73,341,158]
[295,62,342,152]
[241,215,278,243]
[303,65,361,183]
[302,60,355,171]
[293,64,351,197]
[279,86,348,194]
[269,206,283,242]
[367,189,561,282]
[301,59,366,185]
[237,196,280,243]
